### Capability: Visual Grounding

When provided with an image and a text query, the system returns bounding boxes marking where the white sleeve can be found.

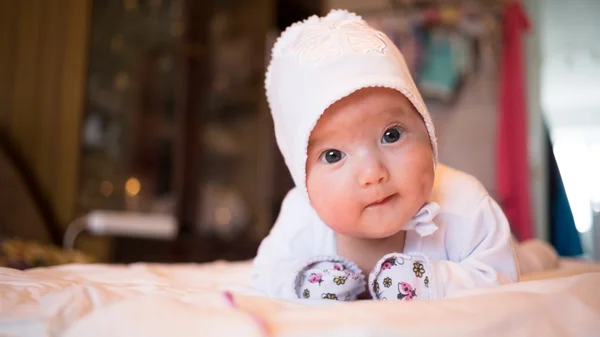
[430,195,520,298]
[251,188,316,300]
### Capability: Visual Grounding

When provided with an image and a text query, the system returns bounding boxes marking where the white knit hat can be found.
[266,9,437,201]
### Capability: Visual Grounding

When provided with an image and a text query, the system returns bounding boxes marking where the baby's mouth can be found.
[365,193,397,209]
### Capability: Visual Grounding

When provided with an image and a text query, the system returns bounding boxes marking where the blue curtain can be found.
[546,123,583,256]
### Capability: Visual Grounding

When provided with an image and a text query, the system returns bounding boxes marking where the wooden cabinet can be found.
[79,0,297,263]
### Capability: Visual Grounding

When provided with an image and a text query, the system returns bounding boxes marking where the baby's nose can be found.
[358,157,389,187]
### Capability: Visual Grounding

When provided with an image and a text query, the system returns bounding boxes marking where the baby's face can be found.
[306,87,434,239]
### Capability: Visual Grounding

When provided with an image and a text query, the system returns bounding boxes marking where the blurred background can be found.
[0,0,598,267]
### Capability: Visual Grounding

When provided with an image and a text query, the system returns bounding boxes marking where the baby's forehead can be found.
[308,92,416,147]
[312,88,414,129]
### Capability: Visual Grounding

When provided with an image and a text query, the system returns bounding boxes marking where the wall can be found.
[538,0,600,120]
[0,1,91,238]
[524,0,549,241]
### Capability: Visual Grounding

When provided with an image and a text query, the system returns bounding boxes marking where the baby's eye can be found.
[381,126,404,144]
[319,149,345,164]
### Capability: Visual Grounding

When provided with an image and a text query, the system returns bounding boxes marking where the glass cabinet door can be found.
[79,0,183,216]
[78,0,283,262]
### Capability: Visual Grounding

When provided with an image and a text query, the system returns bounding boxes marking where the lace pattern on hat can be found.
[282,20,388,64]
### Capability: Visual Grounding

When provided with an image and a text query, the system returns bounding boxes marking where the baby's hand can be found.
[369,253,435,301]
[295,257,365,301]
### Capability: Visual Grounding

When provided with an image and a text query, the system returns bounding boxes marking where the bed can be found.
[1,255,599,337]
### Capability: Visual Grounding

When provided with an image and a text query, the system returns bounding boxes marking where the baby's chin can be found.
[358,227,404,240]
[329,222,405,240]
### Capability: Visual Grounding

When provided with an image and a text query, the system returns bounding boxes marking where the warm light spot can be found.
[170,21,184,37]
[114,72,130,91]
[125,177,141,197]
[100,181,114,197]
[124,0,137,11]
[215,207,232,226]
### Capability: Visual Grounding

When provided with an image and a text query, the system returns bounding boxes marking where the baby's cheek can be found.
[419,163,435,197]
[402,146,434,195]
[307,167,360,233]
[311,189,357,233]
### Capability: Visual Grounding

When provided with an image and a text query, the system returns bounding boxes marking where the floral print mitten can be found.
[369,253,436,301]
[295,256,366,301]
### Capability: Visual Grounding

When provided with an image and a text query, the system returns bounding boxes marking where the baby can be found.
[252,10,519,301]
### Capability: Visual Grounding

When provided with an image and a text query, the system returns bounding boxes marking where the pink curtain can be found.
[496,1,533,241]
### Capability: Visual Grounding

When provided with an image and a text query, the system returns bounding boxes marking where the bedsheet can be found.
[1,258,599,337]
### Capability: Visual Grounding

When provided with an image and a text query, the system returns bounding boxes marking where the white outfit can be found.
[252,164,520,300]
[256,10,519,301]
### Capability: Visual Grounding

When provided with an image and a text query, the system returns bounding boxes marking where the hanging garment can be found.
[418,30,462,102]
[496,1,533,241]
